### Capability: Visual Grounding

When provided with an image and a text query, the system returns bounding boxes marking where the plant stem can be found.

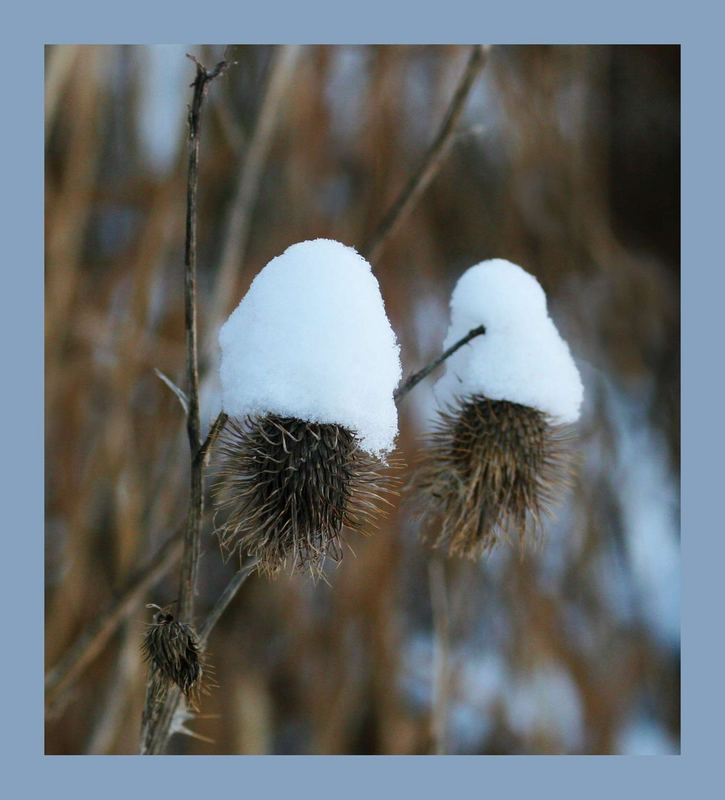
[394,325,486,403]
[140,54,229,755]
[178,55,230,624]
[428,555,451,754]
[362,45,490,264]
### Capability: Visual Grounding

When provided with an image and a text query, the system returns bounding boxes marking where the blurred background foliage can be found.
[45,44,679,755]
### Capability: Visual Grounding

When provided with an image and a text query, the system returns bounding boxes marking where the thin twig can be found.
[394,325,486,403]
[429,555,451,754]
[195,411,228,467]
[361,45,489,264]
[154,368,189,415]
[199,559,259,643]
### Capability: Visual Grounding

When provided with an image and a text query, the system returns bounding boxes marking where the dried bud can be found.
[213,414,397,578]
[413,395,575,558]
[141,606,204,704]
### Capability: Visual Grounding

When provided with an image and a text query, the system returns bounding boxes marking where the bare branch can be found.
[428,556,451,754]
[154,368,189,415]
[362,45,490,264]
[178,54,229,626]
[394,325,486,403]
[198,559,258,643]
[141,54,229,754]
[195,411,228,468]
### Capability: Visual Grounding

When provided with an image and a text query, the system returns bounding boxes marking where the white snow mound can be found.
[435,259,583,424]
[219,239,401,455]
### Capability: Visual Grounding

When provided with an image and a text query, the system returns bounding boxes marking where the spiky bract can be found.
[413,395,575,558]
[213,415,397,578]
[141,608,204,705]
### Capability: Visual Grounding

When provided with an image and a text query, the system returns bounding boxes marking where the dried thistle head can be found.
[413,394,575,558]
[212,414,398,579]
[141,606,204,706]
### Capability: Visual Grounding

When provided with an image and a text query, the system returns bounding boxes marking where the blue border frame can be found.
[11,0,716,794]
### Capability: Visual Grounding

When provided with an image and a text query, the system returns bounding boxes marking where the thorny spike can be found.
[412,395,576,559]
[212,415,400,579]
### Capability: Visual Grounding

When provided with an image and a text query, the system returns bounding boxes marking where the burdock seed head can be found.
[214,239,402,578]
[414,259,584,558]
[414,395,575,558]
[141,605,204,705]
[213,414,397,578]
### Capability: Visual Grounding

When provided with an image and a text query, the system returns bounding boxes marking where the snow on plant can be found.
[214,239,402,577]
[414,258,584,558]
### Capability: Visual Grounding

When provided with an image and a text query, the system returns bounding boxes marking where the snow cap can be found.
[436,259,583,424]
[219,239,401,455]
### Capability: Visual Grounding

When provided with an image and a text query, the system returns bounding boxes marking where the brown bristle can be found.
[141,608,205,707]
[212,415,398,579]
[412,395,575,558]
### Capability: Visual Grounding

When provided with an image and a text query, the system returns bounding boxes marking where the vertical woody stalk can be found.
[178,55,230,624]
[140,55,229,755]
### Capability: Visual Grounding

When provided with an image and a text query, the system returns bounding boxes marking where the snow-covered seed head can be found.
[141,606,204,706]
[414,259,583,558]
[215,239,402,578]
[414,396,575,558]
[213,415,397,578]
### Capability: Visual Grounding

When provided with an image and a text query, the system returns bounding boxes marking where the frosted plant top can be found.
[435,259,584,424]
[219,238,401,455]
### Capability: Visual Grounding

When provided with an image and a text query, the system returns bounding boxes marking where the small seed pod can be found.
[215,239,402,577]
[414,259,583,558]
[141,606,204,705]
[213,415,397,577]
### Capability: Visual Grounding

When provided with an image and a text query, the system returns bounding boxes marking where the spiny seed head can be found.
[412,394,575,559]
[141,606,204,705]
[212,414,398,579]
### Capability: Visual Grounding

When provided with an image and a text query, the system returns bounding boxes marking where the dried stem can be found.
[362,45,489,264]
[178,55,230,624]
[140,54,229,755]
[196,411,228,468]
[429,556,451,754]
[394,325,486,403]
[198,559,259,642]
